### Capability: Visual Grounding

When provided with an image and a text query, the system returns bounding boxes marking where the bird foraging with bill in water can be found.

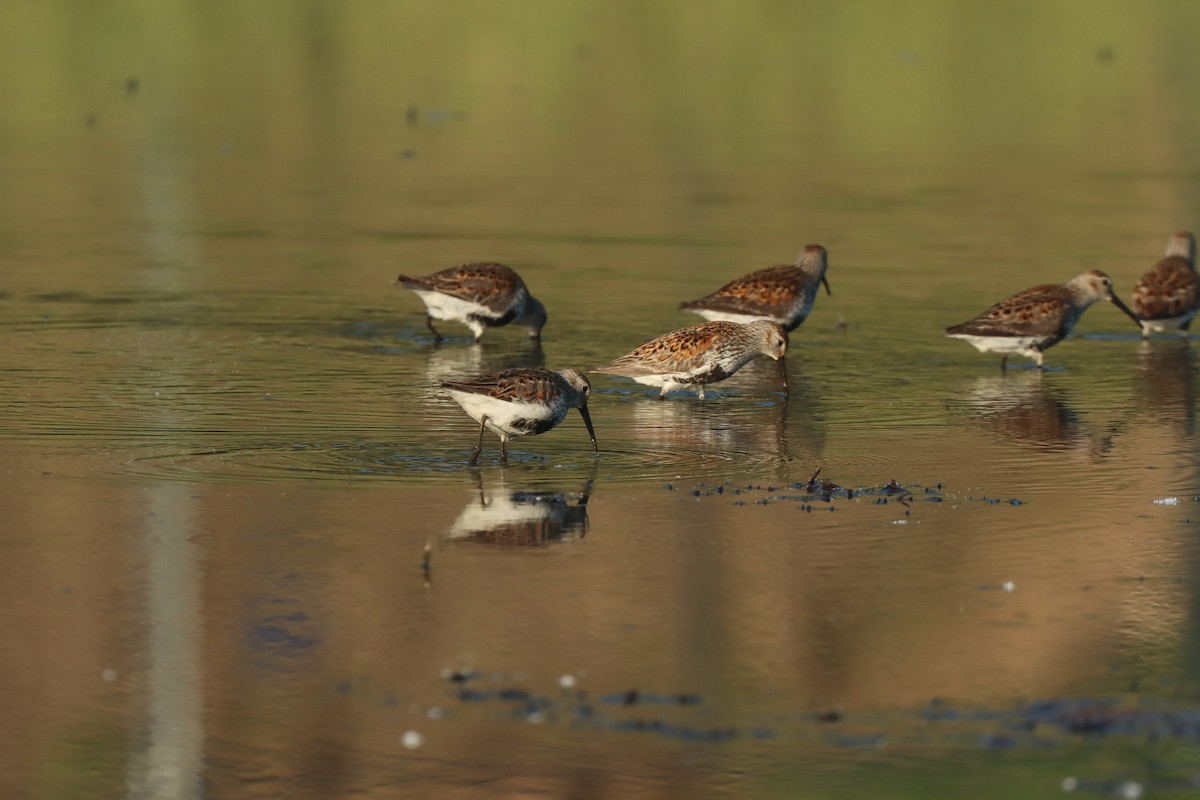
[592,320,789,399]
[395,262,547,343]
[440,367,597,466]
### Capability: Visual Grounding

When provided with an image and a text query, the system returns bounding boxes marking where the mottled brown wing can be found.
[1132,257,1200,320]
[946,286,1066,337]
[596,324,727,374]
[418,263,524,312]
[681,266,798,315]
[440,367,559,402]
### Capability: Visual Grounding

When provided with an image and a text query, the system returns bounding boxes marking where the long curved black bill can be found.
[1108,293,1141,327]
[578,404,598,453]
[821,275,832,296]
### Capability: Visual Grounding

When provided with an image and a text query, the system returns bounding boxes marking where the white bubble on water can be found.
[1119,782,1143,800]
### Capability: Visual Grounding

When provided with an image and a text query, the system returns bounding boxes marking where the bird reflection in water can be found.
[625,360,822,466]
[954,372,1113,458]
[422,341,546,387]
[445,469,594,546]
[1133,339,1195,436]
[629,386,788,464]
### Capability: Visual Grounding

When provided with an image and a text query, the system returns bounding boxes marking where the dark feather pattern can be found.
[680,265,807,317]
[596,324,732,376]
[945,285,1073,338]
[440,367,568,403]
[398,262,527,313]
[1132,255,1200,322]
[679,245,829,331]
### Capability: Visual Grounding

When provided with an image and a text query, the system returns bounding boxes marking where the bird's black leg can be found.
[426,315,443,343]
[468,416,488,466]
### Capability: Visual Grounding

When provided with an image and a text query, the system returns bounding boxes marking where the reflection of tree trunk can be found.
[128,135,204,800]
[128,482,204,800]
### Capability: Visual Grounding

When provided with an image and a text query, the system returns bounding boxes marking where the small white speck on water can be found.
[1119,781,1143,799]
[559,674,577,689]
[1153,497,1180,506]
[101,669,117,682]
[1002,581,1016,592]
[401,730,424,749]
[1061,776,1078,792]
[891,519,908,525]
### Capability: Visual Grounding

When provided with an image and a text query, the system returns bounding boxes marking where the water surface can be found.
[4,3,1200,799]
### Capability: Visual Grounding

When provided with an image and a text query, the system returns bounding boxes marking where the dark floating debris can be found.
[661,471,1022,512]
[442,667,478,684]
[435,668,1200,757]
[599,690,702,706]
[444,672,751,742]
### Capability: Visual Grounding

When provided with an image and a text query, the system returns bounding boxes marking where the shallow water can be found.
[6,3,1200,799]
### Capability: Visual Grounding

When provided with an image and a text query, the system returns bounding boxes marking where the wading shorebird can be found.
[440,367,596,465]
[592,320,788,399]
[945,270,1141,370]
[395,262,547,343]
[679,244,831,331]
[1131,231,1200,338]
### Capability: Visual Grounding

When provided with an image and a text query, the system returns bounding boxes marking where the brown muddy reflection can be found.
[951,372,1114,458]
[2,465,1190,800]
[420,341,547,387]
[1133,340,1196,436]
[444,469,592,545]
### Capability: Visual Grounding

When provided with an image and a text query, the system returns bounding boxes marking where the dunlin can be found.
[1131,231,1199,338]
[440,367,597,465]
[592,320,788,398]
[945,270,1140,369]
[679,245,831,331]
[447,474,592,545]
[396,262,547,343]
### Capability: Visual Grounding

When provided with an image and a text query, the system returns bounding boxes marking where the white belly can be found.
[415,291,485,321]
[444,391,561,439]
[1140,312,1196,334]
[947,333,1044,356]
[691,309,766,325]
